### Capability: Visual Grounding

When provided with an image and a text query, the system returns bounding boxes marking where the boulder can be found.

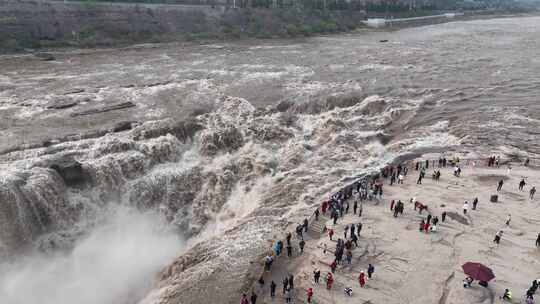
[50,158,88,187]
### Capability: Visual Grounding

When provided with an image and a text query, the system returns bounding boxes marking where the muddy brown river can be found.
[1,16,540,157]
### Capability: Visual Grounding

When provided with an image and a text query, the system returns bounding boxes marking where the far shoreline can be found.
[0,5,537,55]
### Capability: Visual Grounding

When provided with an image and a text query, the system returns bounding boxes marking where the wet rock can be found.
[111,121,135,133]
[130,119,203,142]
[34,52,55,61]
[46,99,79,110]
[70,102,135,117]
[50,158,88,187]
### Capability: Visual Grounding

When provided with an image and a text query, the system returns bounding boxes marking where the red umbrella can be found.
[462,262,495,282]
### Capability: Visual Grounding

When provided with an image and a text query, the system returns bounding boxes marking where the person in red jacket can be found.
[307,287,314,303]
[322,201,328,214]
[390,200,395,211]
[330,260,337,273]
[359,271,366,287]
[326,272,334,290]
[328,228,334,241]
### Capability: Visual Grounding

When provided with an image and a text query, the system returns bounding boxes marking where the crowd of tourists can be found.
[240,155,538,304]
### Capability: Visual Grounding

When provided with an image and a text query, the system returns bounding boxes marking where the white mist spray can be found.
[0,206,183,304]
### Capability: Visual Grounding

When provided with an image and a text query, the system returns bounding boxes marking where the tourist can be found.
[427,214,432,225]
[329,228,334,241]
[296,224,304,239]
[351,233,358,247]
[442,211,447,222]
[307,288,313,303]
[531,187,536,199]
[432,216,439,226]
[398,173,404,184]
[275,240,283,256]
[358,271,367,287]
[424,220,430,234]
[322,201,328,214]
[501,289,512,301]
[323,243,328,254]
[494,230,503,245]
[390,200,395,211]
[505,214,511,226]
[344,225,349,239]
[526,288,534,301]
[346,250,353,265]
[289,274,294,290]
[463,276,473,288]
[463,201,469,215]
[357,222,363,236]
[313,269,321,284]
[286,232,292,246]
[240,293,248,304]
[353,200,358,214]
[417,173,423,185]
[299,239,305,254]
[519,179,527,191]
[536,233,540,247]
[358,204,363,217]
[270,281,276,298]
[286,244,292,257]
[330,260,337,273]
[250,291,257,304]
[497,179,504,192]
[367,264,375,279]
[326,272,334,290]
[284,288,292,303]
[314,208,320,221]
[350,224,356,237]
[420,219,425,232]
[264,254,273,271]
[282,277,288,294]
[472,197,478,210]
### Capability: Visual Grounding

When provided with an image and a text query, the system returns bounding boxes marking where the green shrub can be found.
[300,25,314,36]
[286,24,301,36]
[320,21,338,32]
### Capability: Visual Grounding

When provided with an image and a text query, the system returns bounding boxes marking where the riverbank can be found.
[0,0,368,52]
[246,156,539,304]
[0,0,536,53]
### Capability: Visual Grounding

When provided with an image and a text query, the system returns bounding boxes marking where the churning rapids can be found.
[1,16,540,304]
